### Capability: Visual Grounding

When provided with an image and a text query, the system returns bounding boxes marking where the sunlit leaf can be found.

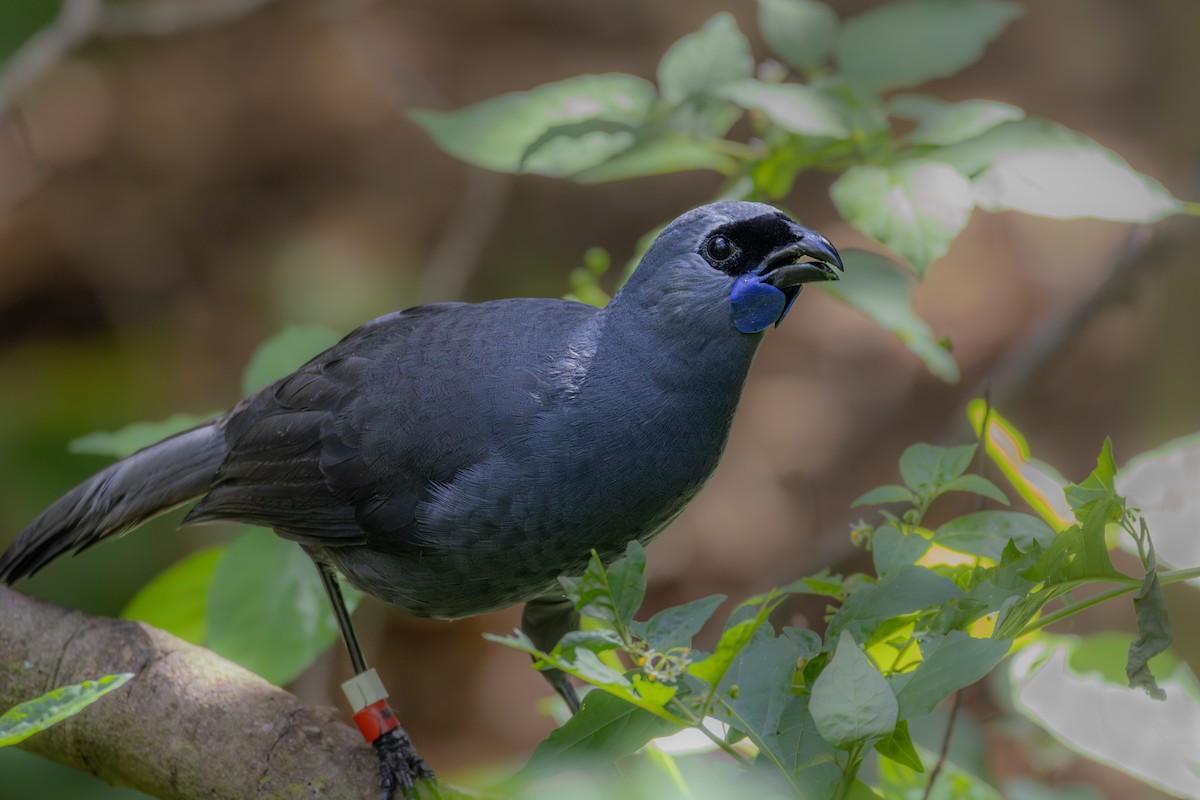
[831,160,973,273]
[892,632,1010,718]
[0,674,134,747]
[122,546,224,644]
[757,0,840,72]
[835,0,1023,91]
[822,250,960,381]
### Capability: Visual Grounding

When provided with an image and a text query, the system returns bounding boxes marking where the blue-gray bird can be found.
[0,201,841,796]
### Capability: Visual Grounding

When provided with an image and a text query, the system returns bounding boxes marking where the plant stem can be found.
[1018,566,1200,637]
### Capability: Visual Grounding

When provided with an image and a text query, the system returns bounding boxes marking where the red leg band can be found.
[352,699,399,743]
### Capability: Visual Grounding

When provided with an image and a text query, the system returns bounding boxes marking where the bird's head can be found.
[621,202,843,335]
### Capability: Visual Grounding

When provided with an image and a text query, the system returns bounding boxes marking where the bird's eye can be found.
[706,235,735,262]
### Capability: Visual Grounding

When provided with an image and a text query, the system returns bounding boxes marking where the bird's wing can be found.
[186,299,594,549]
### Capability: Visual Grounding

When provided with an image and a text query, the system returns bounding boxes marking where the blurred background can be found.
[1,0,1198,797]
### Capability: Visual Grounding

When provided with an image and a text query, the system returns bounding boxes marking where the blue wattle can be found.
[730,274,786,333]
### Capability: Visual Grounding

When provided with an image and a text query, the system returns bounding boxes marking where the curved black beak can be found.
[759,226,843,290]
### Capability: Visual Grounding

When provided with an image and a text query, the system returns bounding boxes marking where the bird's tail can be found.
[0,422,227,583]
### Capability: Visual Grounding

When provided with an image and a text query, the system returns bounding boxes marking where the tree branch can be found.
[0,586,380,800]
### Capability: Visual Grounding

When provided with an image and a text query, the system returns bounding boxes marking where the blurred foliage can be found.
[0,673,132,747]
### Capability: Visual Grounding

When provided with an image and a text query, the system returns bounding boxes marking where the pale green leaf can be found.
[0,674,134,747]
[810,631,898,748]
[632,594,725,651]
[933,511,1055,560]
[826,565,964,645]
[893,632,1010,718]
[939,474,1010,505]
[836,0,1024,91]
[899,443,977,497]
[69,413,216,459]
[411,74,656,176]
[852,484,916,507]
[872,526,931,578]
[822,250,960,381]
[657,13,754,105]
[718,79,848,138]
[571,134,736,183]
[890,94,1024,146]
[757,0,840,72]
[831,159,973,273]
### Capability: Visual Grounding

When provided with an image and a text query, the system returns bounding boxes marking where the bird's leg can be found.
[521,596,581,713]
[314,560,434,799]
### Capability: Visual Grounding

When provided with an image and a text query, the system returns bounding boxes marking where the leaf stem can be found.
[1018,566,1200,636]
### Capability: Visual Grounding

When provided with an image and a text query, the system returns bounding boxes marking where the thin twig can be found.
[922,689,962,800]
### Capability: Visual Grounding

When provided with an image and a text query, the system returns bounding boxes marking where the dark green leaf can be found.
[1043,498,1123,585]
[69,413,216,459]
[1127,550,1171,700]
[761,694,841,793]
[810,631,898,748]
[852,484,916,507]
[715,634,799,742]
[571,134,736,183]
[783,627,822,660]
[893,632,1010,718]
[874,720,923,773]
[872,525,930,578]
[560,541,647,627]
[206,529,362,685]
[934,511,1055,560]
[779,568,846,602]
[836,0,1024,91]
[657,13,754,105]
[633,593,726,651]
[553,629,624,658]
[1064,439,1119,522]
[891,94,1024,146]
[718,80,848,138]
[520,690,680,778]
[411,74,656,176]
[242,325,341,395]
[826,565,965,645]
[757,0,840,72]
[0,673,133,747]
[822,250,960,381]
[939,474,1009,505]
[899,443,977,497]
[122,546,224,644]
[831,160,973,273]
[0,2,64,66]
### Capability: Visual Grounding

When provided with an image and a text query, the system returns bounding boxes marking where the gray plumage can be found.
[0,201,841,626]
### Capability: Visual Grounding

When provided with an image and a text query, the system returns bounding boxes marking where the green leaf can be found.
[715,634,800,743]
[779,568,846,602]
[757,0,840,72]
[633,594,726,651]
[718,80,848,138]
[929,119,1183,222]
[553,629,625,658]
[852,484,916,508]
[899,443,977,497]
[206,530,362,685]
[242,325,341,396]
[1127,537,1171,700]
[560,541,647,627]
[688,618,765,688]
[934,511,1055,560]
[69,413,215,459]
[810,631,898,748]
[520,690,680,778]
[835,0,1024,91]
[1064,438,1119,522]
[0,674,134,747]
[571,134,736,183]
[891,94,1024,146]
[939,474,1009,505]
[411,74,656,176]
[831,159,973,273]
[0,2,64,66]
[764,695,842,794]
[1043,498,1123,585]
[893,632,1010,718]
[874,720,923,773]
[826,565,965,645]
[822,250,960,381]
[121,546,224,644]
[657,13,754,105]
[872,526,931,578]
[877,749,1005,800]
